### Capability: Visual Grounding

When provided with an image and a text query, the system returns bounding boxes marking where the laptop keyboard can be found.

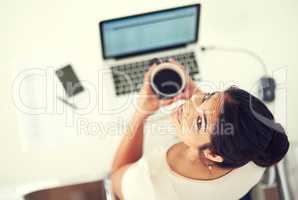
[111,52,200,96]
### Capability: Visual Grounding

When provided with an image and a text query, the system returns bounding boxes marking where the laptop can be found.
[99,4,201,96]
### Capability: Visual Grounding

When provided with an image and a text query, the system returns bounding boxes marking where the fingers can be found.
[141,63,158,94]
[160,98,175,106]
[168,58,185,70]
[174,93,186,100]
[143,63,156,82]
[168,58,177,64]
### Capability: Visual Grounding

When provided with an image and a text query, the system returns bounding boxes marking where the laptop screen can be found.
[100,4,200,59]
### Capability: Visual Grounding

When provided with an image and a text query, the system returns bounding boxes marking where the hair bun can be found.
[253,124,289,167]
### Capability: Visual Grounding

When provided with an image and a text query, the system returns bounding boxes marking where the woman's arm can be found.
[110,60,202,199]
[111,66,175,199]
[110,112,148,200]
[111,111,147,173]
[111,66,175,173]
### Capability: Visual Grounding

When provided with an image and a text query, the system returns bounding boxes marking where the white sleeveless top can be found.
[121,116,266,200]
[122,144,265,200]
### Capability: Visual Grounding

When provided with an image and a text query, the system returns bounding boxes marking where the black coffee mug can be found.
[150,62,186,99]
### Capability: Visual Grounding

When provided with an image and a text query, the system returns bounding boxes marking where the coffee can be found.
[153,69,182,94]
[150,63,186,98]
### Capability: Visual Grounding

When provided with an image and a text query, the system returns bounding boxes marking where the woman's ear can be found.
[203,149,224,163]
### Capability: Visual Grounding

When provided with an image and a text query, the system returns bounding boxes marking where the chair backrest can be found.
[24,180,107,200]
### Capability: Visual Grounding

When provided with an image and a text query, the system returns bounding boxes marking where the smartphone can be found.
[55,64,84,97]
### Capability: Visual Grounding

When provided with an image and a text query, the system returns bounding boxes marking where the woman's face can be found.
[170,91,224,149]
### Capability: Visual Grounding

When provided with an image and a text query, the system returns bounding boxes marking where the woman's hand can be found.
[136,59,201,119]
[168,59,200,100]
[136,64,175,118]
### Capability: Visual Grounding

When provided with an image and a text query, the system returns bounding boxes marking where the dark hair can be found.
[203,87,289,168]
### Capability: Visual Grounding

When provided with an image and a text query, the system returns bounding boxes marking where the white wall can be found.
[0,0,298,196]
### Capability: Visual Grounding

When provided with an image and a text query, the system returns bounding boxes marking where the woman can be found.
[111,60,289,200]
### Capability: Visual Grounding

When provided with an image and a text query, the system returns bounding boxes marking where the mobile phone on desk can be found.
[55,64,84,109]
